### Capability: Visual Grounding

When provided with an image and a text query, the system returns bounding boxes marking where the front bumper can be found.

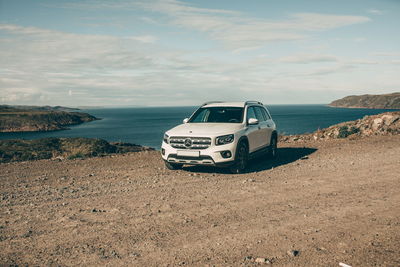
[161,141,237,166]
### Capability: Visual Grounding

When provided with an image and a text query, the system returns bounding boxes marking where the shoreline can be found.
[1,111,399,163]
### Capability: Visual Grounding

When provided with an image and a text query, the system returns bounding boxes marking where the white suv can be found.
[161,101,277,173]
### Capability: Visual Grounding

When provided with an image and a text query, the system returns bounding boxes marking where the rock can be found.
[372,118,383,130]
[22,230,33,238]
[381,114,396,125]
[287,250,300,257]
[255,257,271,264]
[129,252,141,258]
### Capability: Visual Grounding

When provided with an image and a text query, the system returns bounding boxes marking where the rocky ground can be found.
[1,135,400,266]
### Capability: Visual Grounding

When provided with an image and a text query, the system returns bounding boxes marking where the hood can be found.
[167,123,243,136]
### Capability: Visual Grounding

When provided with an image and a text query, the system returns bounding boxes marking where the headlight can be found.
[216,134,234,145]
[163,133,169,144]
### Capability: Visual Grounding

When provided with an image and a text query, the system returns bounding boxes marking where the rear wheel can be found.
[229,142,249,174]
[164,161,183,170]
[267,135,278,159]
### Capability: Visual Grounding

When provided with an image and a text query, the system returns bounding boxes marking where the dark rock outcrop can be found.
[0,137,154,163]
[0,105,99,132]
[280,111,400,143]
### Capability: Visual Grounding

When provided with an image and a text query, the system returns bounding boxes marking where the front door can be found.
[246,106,263,152]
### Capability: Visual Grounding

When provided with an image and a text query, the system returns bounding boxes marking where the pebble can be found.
[244,256,253,261]
[91,208,106,213]
[255,257,271,264]
[129,252,141,258]
[287,250,300,257]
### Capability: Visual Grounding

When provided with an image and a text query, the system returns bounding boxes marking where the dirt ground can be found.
[1,135,400,266]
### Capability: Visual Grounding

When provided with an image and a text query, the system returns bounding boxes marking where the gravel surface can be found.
[1,135,400,266]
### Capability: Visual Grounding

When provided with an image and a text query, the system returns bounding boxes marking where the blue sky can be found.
[0,0,399,106]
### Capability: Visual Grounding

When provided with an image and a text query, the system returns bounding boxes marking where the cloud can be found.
[367,9,384,15]
[53,0,371,50]
[134,1,370,49]
[279,54,338,64]
[126,35,158,43]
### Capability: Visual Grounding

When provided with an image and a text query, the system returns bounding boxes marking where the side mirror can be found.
[248,118,259,125]
[183,118,189,123]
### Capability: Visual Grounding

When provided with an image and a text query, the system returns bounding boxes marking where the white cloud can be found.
[367,9,384,15]
[53,0,371,50]
[134,1,370,49]
[126,35,158,43]
[279,54,338,64]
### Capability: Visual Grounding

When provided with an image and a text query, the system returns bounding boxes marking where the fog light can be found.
[220,150,232,158]
[161,148,165,155]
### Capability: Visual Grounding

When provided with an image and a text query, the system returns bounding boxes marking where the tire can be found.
[229,141,249,174]
[164,161,183,170]
[267,135,278,159]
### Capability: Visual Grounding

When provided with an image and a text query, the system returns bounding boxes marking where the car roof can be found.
[203,101,264,108]
[203,102,245,108]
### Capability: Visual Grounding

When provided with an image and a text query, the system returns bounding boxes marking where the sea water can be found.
[0,105,397,149]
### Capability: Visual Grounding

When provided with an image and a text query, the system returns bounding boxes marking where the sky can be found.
[0,0,399,107]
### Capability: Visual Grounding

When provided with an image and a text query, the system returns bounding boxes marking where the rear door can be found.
[253,106,269,148]
[260,107,274,146]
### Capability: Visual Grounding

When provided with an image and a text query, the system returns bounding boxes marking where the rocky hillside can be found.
[329,92,400,109]
[281,111,400,143]
[0,105,99,132]
[0,137,154,163]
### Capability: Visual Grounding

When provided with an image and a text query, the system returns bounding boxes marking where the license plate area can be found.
[177,150,200,157]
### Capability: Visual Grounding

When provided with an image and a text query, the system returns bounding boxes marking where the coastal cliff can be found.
[0,105,99,132]
[329,92,400,109]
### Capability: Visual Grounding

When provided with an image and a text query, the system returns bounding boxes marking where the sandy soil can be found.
[1,135,400,266]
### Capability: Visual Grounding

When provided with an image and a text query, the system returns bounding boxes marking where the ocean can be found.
[0,105,396,149]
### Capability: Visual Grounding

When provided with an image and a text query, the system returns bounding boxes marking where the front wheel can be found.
[229,142,249,174]
[267,135,278,159]
[164,161,183,170]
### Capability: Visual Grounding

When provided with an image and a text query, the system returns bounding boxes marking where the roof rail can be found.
[201,101,224,107]
[245,100,264,106]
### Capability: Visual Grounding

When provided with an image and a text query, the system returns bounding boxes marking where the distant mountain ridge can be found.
[329,93,400,109]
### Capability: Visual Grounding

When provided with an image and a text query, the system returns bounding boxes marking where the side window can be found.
[261,107,271,120]
[246,107,257,121]
[254,107,266,122]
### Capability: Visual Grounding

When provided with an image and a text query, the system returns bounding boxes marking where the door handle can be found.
[267,124,271,127]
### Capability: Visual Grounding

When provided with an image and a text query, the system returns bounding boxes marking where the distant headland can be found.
[0,105,99,133]
[329,92,400,109]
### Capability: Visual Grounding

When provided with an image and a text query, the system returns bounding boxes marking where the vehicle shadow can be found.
[183,147,318,174]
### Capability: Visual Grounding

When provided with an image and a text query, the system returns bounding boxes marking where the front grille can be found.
[169,136,212,149]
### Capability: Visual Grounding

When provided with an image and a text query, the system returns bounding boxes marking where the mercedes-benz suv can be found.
[161,101,277,173]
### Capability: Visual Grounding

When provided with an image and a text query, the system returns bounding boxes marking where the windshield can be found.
[189,107,244,123]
